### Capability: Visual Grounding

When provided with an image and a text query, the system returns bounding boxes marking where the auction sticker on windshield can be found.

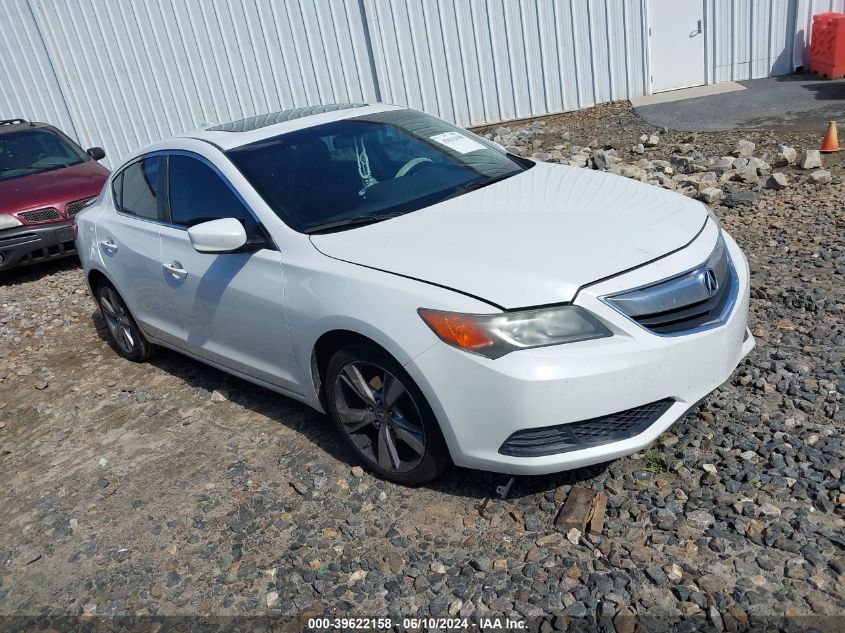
[430,131,486,154]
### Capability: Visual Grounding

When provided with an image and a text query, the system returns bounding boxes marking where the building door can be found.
[649,0,706,92]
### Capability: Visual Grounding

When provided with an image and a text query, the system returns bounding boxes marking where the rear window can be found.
[114,156,161,220]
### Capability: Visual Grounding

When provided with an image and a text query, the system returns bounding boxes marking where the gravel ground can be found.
[1,102,843,629]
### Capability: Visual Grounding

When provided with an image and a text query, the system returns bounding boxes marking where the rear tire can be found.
[96,282,158,362]
[325,343,451,485]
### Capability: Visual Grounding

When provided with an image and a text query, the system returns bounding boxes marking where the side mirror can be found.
[187,218,247,253]
[86,147,106,161]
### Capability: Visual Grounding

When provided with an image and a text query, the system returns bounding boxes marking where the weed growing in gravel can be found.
[644,453,668,474]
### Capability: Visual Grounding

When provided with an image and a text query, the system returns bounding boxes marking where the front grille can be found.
[65,197,95,217]
[499,399,674,457]
[605,234,736,335]
[18,207,62,223]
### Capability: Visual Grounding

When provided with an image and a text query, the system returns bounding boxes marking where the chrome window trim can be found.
[600,232,740,337]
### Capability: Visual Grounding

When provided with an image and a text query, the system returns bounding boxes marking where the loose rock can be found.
[773,144,797,166]
[722,189,758,207]
[699,187,723,204]
[765,173,789,189]
[798,149,822,169]
[809,169,832,184]
[734,139,755,157]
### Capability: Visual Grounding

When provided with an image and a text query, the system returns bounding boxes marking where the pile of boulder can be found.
[482,124,834,207]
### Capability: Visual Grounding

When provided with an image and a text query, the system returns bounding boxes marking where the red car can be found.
[0,118,109,270]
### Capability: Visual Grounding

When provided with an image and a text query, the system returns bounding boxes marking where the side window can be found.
[119,157,161,220]
[168,155,259,235]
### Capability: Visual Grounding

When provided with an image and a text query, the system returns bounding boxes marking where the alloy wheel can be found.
[99,286,135,355]
[333,360,426,473]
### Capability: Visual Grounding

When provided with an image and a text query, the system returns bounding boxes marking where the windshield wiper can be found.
[306,212,406,234]
[466,172,518,192]
[439,172,518,203]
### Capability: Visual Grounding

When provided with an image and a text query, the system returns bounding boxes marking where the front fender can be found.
[279,240,497,410]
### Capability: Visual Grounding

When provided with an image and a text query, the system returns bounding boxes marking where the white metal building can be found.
[2,0,843,166]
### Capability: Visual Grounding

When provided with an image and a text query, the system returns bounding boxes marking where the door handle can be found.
[696,19,702,34]
[98,239,118,254]
[163,261,188,279]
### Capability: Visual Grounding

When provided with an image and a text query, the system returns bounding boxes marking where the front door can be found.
[649,0,706,93]
[158,153,300,393]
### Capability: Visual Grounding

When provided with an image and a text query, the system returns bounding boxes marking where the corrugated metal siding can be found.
[709,0,845,82]
[1,0,842,167]
[365,0,648,127]
[0,0,75,136]
[6,0,379,166]
[709,0,801,82]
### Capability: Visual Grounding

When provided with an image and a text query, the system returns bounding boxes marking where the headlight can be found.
[418,305,612,359]
[0,215,23,230]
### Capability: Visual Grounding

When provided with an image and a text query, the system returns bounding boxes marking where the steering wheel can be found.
[395,157,433,178]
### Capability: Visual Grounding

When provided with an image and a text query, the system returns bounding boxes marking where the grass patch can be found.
[644,453,668,474]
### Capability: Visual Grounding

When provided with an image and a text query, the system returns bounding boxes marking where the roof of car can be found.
[0,119,51,136]
[179,102,404,151]
[205,103,369,133]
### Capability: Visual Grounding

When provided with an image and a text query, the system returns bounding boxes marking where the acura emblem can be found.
[703,268,719,296]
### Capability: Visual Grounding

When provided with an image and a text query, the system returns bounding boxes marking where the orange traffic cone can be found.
[820,120,841,152]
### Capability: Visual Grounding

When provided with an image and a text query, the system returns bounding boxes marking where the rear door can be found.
[157,153,299,392]
[94,155,171,339]
[649,0,706,92]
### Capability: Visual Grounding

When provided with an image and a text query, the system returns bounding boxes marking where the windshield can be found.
[0,128,88,181]
[226,109,531,233]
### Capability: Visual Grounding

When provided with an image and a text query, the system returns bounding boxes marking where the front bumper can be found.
[405,229,754,475]
[0,221,77,270]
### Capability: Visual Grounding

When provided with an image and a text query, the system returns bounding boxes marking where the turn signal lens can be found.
[418,305,612,359]
[418,309,495,351]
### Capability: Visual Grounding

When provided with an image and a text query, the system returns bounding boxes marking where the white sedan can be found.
[76,104,754,484]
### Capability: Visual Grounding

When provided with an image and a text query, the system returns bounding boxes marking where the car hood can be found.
[310,163,707,308]
[0,160,109,215]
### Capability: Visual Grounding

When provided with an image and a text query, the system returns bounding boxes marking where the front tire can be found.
[97,282,158,362]
[325,343,451,485]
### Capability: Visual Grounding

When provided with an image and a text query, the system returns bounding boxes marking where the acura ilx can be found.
[75,104,754,484]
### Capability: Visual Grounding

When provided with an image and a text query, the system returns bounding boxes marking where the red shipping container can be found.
[810,12,845,80]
